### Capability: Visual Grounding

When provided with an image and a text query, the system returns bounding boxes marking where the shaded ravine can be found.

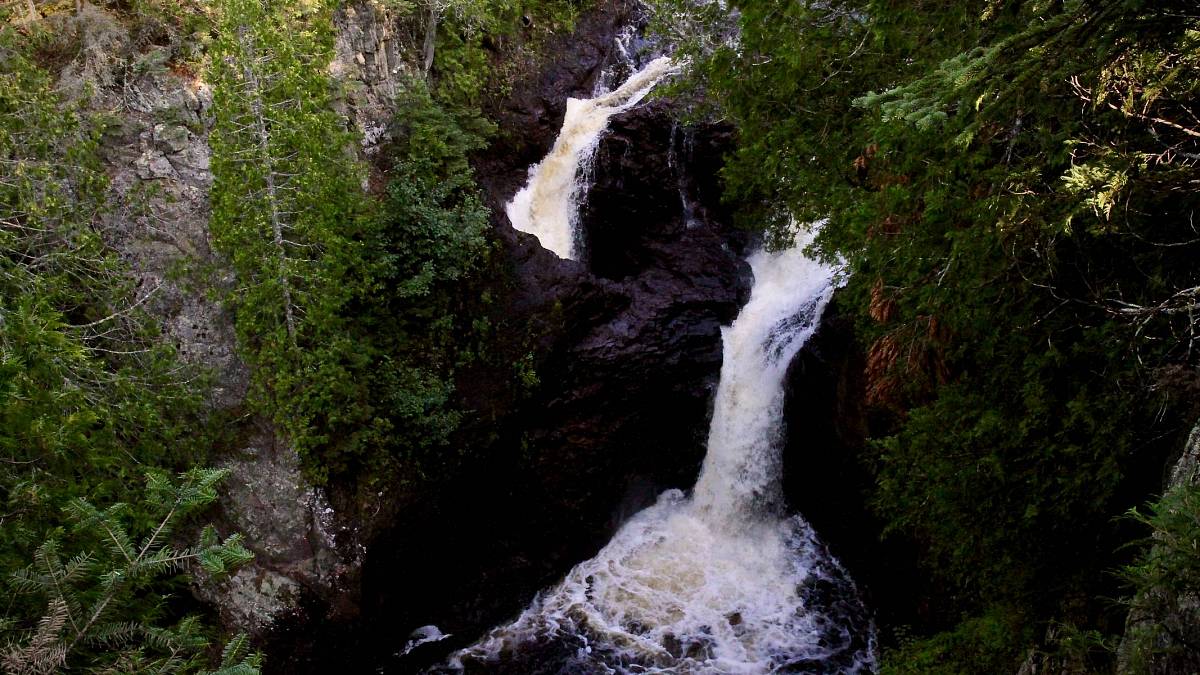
[439,228,878,673]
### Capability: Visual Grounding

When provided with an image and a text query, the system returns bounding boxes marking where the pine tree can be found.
[209,0,378,471]
[1,31,260,672]
[209,0,363,348]
[2,471,256,674]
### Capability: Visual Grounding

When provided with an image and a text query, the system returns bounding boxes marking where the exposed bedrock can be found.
[319,12,764,675]
[201,2,886,671]
[781,299,925,635]
[47,1,892,672]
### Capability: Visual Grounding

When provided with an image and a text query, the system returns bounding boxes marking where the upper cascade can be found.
[439,225,877,674]
[505,56,678,260]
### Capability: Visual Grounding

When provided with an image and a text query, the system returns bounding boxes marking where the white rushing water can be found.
[446,227,877,674]
[691,234,838,526]
[505,56,678,260]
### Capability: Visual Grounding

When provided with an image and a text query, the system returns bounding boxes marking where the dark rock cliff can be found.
[780,299,925,636]
[68,1,881,670]
[263,3,755,672]
[355,68,756,675]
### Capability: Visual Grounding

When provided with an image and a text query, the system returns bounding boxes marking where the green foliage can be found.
[1120,482,1200,674]
[2,471,256,674]
[655,0,1200,661]
[209,2,494,481]
[424,0,588,106]
[209,0,376,479]
[881,606,1030,675]
[202,632,263,675]
[356,80,492,473]
[0,30,257,673]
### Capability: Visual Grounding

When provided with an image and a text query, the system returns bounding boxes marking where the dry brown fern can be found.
[2,599,70,675]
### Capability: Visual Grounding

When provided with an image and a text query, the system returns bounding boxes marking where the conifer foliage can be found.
[1,27,258,674]
[209,0,365,350]
[654,0,1200,670]
[209,0,379,478]
[3,470,255,674]
[208,0,495,481]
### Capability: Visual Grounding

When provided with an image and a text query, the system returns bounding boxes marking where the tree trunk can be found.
[422,5,438,76]
[239,27,298,342]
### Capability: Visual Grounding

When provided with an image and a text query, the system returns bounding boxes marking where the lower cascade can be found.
[442,228,878,674]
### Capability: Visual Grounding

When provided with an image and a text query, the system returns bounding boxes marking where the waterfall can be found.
[691,235,838,525]
[505,56,677,260]
[668,123,701,230]
[443,226,877,674]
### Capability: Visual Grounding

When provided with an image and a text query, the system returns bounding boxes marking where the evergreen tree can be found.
[1,29,258,673]
[2,470,255,674]
[653,0,1200,669]
[209,0,382,477]
[209,0,494,481]
[209,0,364,347]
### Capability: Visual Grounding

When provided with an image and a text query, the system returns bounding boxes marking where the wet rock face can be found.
[474,0,643,208]
[345,11,754,674]
[519,96,752,478]
[781,302,868,561]
[779,300,924,632]
[580,100,739,281]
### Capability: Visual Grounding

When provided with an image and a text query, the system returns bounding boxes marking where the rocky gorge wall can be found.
[53,0,423,646]
[53,2,881,671]
[314,4,763,670]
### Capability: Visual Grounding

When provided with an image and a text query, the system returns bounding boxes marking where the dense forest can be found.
[2,0,1198,673]
[656,1,1200,671]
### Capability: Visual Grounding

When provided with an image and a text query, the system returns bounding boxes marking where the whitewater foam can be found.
[444,226,876,674]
